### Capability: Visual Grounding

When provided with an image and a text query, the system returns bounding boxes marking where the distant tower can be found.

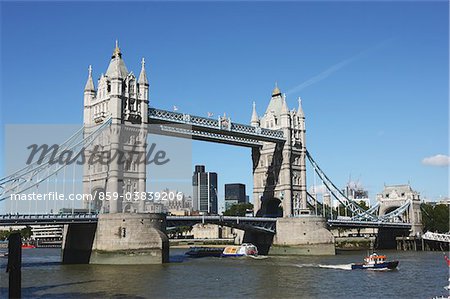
[192,165,218,215]
[252,84,309,217]
[82,41,149,214]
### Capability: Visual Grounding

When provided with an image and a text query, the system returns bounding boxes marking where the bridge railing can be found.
[0,213,98,221]
[422,231,450,243]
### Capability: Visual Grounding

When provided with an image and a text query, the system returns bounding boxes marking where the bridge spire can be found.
[112,39,122,58]
[272,81,281,97]
[281,94,289,115]
[251,101,259,127]
[84,65,95,91]
[138,57,148,85]
[297,96,304,118]
[106,40,128,79]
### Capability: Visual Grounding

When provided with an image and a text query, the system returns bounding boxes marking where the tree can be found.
[421,203,449,233]
[0,226,33,241]
[358,200,369,211]
[223,203,253,216]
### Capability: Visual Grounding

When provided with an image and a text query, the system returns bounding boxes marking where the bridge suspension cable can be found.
[0,119,112,202]
[305,150,379,221]
[305,150,413,223]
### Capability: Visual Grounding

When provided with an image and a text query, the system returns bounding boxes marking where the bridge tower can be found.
[82,41,149,214]
[69,43,168,265]
[251,84,309,217]
[377,184,423,235]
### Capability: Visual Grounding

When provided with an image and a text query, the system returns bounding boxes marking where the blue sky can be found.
[0,1,448,207]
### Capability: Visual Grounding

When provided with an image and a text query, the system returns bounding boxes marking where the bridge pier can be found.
[269,216,335,255]
[61,213,169,264]
[89,213,169,264]
[270,216,335,255]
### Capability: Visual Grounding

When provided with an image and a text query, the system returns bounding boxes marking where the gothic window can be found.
[129,81,135,94]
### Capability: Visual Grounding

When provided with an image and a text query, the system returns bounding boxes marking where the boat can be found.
[0,252,8,257]
[351,253,399,270]
[21,243,36,249]
[221,243,258,257]
[185,247,224,258]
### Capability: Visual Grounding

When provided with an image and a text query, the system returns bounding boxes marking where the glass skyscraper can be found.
[192,165,218,215]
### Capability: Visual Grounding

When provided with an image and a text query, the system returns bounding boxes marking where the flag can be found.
[207,112,214,117]
[173,105,178,111]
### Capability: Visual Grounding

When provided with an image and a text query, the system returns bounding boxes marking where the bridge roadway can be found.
[0,214,412,232]
[327,219,411,229]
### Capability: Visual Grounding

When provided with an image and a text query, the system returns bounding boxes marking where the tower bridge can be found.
[0,42,421,263]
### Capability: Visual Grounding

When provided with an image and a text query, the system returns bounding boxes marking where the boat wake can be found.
[318,264,352,270]
[247,255,269,260]
[295,263,352,270]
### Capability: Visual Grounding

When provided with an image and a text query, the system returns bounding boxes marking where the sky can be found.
[0,1,448,211]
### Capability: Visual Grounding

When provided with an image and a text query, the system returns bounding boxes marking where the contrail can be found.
[286,39,393,95]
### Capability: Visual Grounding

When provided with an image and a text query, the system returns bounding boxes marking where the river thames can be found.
[0,248,448,298]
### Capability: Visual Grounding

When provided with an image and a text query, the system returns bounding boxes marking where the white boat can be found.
[221,243,258,257]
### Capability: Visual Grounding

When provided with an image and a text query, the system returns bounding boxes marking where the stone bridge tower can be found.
[377,184,423,235]
[251,85,309,217]
[82,41,149,214]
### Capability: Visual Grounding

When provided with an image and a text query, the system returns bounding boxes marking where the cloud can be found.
[309,184,328,194]
[286,39,393,95]
[422,154,450,167]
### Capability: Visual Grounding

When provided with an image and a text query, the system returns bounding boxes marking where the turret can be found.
[251,101,259,127]
[280,93,290,128]
[106,40,128,120]
[83,65,96,124]
[138,57,149,123]
[297,97,304,118]
[84,65,95,93]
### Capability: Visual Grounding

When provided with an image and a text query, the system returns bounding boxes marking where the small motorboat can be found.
[185,247,224,258]
[21,243,36,249]
[351,253,398,270]
[221,243,258,257]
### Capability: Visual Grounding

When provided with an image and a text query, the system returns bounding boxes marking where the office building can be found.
[192,165,218,214]
[225,183,246,210]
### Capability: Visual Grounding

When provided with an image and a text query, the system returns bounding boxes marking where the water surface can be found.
[0,248,448,298]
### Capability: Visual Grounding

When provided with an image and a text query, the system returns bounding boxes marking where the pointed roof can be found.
[251,101,259,123]
[262,84,284,122]
[84,65,95,91]
[297,97,304,117]
[138,57,148,85]
[105,40,128,79]
[272,82,281,97]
